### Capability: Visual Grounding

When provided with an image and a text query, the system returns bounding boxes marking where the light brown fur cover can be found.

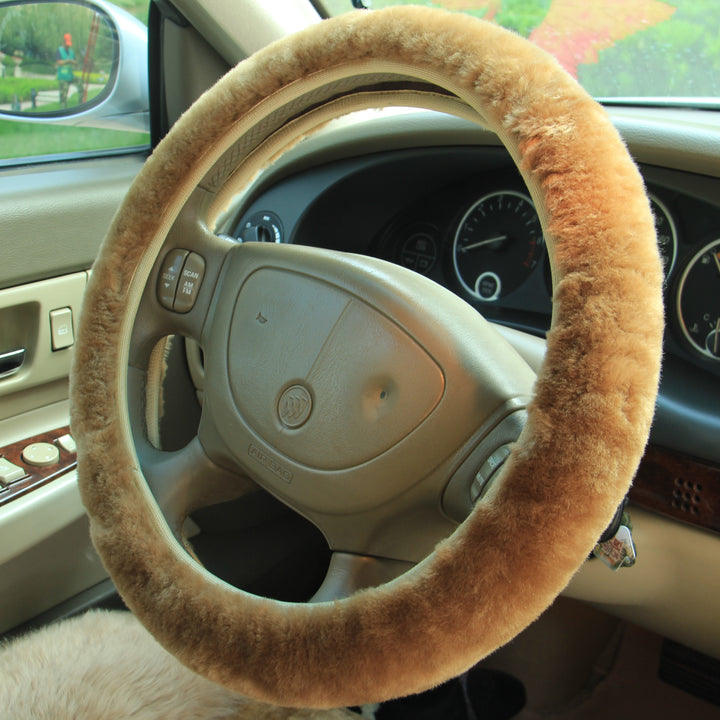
[71,6,663,711]
[0,611,357,719]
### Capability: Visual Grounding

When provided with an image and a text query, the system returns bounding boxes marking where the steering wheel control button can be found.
[157,249,189,310]
[21,442,60,468]
[173,252,206,313]
[278,385,313,428]
[472,444,512,501]
[56,433,77,454]
[0,458,25,485]
[49,307,75,351]
[157,249,206,313]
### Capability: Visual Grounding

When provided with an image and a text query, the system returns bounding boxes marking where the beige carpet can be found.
[480,598,720,719]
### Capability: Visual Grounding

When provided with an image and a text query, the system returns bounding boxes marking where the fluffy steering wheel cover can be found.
[71,6,663,708]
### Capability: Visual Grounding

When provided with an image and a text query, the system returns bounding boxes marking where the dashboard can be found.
[226,141,720,467]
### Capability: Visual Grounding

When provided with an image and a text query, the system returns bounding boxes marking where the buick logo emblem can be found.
[278,385,312,428]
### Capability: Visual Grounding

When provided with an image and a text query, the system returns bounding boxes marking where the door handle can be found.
[0,348,26,378]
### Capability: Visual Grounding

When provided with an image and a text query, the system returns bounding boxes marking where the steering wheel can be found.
[71,6,663,710]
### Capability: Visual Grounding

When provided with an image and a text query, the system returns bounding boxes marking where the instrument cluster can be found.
[371,180,719,372]
[229,147,720,375]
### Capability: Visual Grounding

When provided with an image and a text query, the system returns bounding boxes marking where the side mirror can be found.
[0,0,147,132]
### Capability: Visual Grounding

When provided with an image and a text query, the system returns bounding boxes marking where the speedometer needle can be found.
[713,252,720,275]
[459,235,508,253]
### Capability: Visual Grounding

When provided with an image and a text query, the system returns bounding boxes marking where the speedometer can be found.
[677,238,720,361]
[452,191,543,302]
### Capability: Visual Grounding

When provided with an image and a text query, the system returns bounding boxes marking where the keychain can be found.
[593,512,637,571]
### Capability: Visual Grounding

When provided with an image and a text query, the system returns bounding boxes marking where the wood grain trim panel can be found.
[0,426,76,507]
[3,430,718,537]
[631,445,720,535]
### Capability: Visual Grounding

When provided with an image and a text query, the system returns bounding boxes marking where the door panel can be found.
[0,154,145,290]
[0,153,144,633]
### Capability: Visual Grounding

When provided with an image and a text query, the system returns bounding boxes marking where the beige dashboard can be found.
[0,109,719,662]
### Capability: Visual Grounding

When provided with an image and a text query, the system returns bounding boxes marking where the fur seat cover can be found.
[63,4,664,714]
[0,611,358,719]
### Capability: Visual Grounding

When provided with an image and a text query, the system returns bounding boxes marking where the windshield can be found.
[321,1,720,106]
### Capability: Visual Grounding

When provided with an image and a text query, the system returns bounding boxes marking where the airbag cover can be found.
[228,268,444,470]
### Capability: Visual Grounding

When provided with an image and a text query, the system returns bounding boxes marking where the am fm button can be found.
[173,253,206,313]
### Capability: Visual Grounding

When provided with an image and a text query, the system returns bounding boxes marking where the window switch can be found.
[57,434,76,454]
[0,457,25,485]
[50,307,74,350]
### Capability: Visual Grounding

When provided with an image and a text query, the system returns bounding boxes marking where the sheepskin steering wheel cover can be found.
[71,7,663,709]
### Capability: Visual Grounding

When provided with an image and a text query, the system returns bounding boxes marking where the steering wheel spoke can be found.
[311,553,415,602]
[194,241,535,559]
[129,198,237,368]
[142,435,255,539]
[126,366,255,536]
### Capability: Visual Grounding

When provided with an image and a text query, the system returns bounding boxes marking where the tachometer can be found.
[677,238,720,361]
[452,191,543,302]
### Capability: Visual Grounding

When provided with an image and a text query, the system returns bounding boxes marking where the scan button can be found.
[173,252,206,313]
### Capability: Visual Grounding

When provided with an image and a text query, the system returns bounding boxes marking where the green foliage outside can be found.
[0,75,109,105]
[494,0,550,37]
[3,85,104,114]
[106,0,148,23]
[0,119,149,160]
[0,77,55,103]
[11,60,53,74]
[3,0,720,165]
[579,1,720,98]
[322,0,551,30]
[322,0,720,100]
[0,0,149,164]
[0,3,115,73]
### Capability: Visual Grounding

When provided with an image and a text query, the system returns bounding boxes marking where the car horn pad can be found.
[71,6,663,710]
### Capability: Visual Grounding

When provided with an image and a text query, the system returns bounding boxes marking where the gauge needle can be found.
[714,252,720,275]
[459,235,507,253]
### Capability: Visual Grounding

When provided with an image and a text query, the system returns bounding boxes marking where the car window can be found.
[0,0,149,166]
[321,0,720,106]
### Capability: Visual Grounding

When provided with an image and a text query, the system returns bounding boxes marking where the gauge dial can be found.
[649,195,678,281]
[677,238,720,361]
[452,191,543,302]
